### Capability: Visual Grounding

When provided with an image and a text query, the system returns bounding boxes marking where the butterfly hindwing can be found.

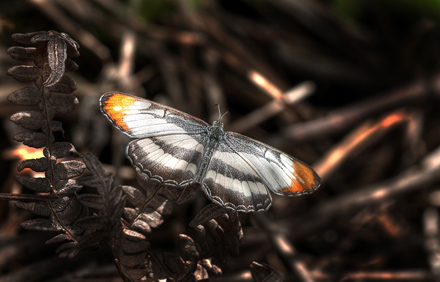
[202,141,272,212]
[100,92,209,138]
[224,132,320,197]
[128,134,207,187]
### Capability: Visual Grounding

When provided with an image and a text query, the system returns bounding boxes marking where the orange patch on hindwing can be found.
[102,93,138,131]
[281,161,318,194]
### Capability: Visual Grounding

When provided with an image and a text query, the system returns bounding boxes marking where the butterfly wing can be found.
[202,141,272,212]
[224,132,320,197]
[128,134,207,187]
[100,92,209,187]
[100,92,209,138]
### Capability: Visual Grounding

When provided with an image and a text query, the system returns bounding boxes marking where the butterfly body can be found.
[100,92,320,212]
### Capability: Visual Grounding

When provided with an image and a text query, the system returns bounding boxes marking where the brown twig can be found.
[281,77,439,142]
[313,110,412,182]
[229,81,315,132]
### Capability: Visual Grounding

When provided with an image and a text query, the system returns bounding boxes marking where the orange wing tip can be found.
[101,93,138,131]
[281,161,321,195]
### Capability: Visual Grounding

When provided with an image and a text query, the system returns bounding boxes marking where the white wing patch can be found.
[225,132,320,196]
[202,143,271,212]
[127,134,206,186]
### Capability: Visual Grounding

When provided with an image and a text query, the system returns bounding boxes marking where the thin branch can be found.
[281,76,439,142]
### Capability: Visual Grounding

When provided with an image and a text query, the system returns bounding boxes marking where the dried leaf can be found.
[55,179,83,195]
[13,132,48,148]
[8,87,41,106]
[10,111,45,130]
[47,76,77,94]
[148,194,172,215]
[21,218,59,231]
[12,31,44,45]
[45,233,71,244]
[123,228,146,241]
[139,210,163,228]
[44,142,76,159]
[122,185,147,207]
[45,34,67,87]
[54,160,86,180]
[60,33,80,57]
[17,157,49,172]
[190,203,229,228]
[120,238,150,254]
[27,31,79,87]
[77,194,104,210]
[111,189,125,208]
[15,201,51,217]
[15,175,51,192]
[201,259,222,275]
[123,208,138,222]
[56,242,78,258]
[50,196,85,227]
[59,248,80,259]
[178,234,199,261]
[194,263,209,281]
[193,225,214,253]
[132,218,152,234]
[7,65,40,82]
[7,46,37,61]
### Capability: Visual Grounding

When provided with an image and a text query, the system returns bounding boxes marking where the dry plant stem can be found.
[253,213,314,282]
[281,145,440,239]
[229,81,315,132]
[340,270,436,281]
[313,110,412,182]
[282,77,437,142]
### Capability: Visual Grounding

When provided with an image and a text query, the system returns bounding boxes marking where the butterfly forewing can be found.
[100,92,209,138]
[224,132,320,196]
[202,141,272,212]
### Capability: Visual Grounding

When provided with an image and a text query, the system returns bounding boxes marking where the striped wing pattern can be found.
[225,132,320,196]
[202,133,319,212]
[128,134,206,186]
[202,141,271,212]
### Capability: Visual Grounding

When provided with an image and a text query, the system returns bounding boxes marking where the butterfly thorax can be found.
[208,120,225,141]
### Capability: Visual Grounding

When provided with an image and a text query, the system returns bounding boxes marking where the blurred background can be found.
[1,0,440,281]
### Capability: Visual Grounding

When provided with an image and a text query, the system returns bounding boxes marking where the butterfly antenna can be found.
[215,104,221,120]
[215,104,228,122]
[220,111,229,121]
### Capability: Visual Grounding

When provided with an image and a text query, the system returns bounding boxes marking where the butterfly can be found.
[100,92,320,212]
